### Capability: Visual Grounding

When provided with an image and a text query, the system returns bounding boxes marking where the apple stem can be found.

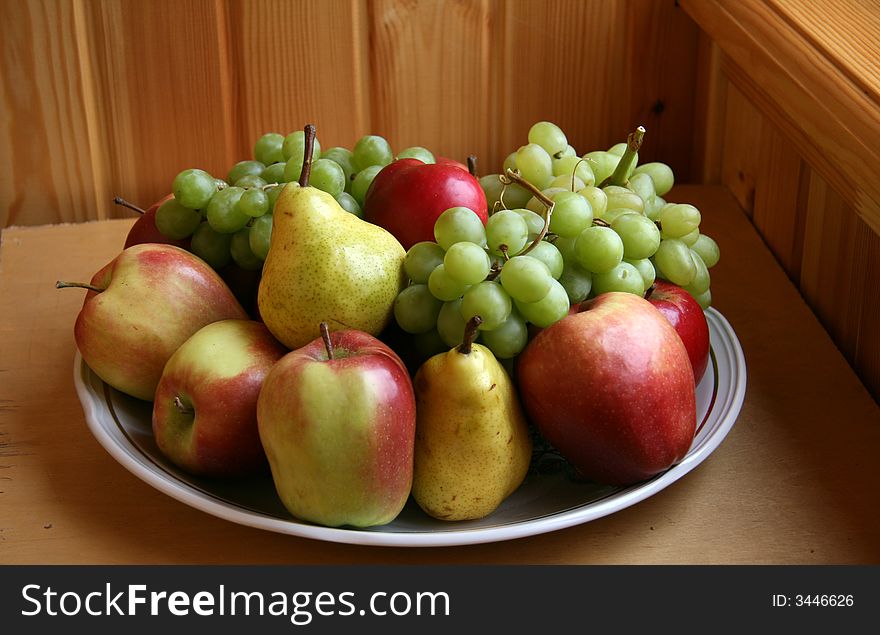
[173,396,194,415]
[298,123,317,188]
[467,155,477,177]
[55,280,104,293]
[319,321,335,360]
[457,316,483,355]
[600,125,645,188]
[501,168,555,256]
[113,196,145,215]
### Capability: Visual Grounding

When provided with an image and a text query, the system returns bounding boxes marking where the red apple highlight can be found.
[517,292,697,486]
[363,158,488,249]
[152,319,287,478]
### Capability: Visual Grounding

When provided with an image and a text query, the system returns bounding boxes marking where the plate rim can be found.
[73,307,747,547]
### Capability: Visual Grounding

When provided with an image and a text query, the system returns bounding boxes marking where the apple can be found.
[516,292,696,486]
[152,319,286,478]
[434,156,469,171]
[646,279,711,383]
[363,158,488,249]
[57,243,248,401]
[257,324,416,528]
[120,194,190,250]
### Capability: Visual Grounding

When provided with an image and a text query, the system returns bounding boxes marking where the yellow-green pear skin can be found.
[412,343,533,521]
[257,183,407,349]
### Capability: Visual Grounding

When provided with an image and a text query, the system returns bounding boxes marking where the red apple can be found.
[257,325,416,527]
[122,194,190,250]
[363,158,488,249]
[434,156,469,171]
[516,292,696,486]
[152,319,286,478]
[646,279,711,383]
[58,243,248,401]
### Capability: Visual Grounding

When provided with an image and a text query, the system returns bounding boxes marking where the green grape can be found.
[254,132,285,166]
[528,121,568,156]
[350,165,383,207]
[693,288,712,310]
[284,156,304,184]
[428,264,470,302]
[437,298,468,348]
[513,207,546,239]
[604,208,638,225]
[685,250,711,295]
[502,152,518,173]
[644,195,666,221]
[603,185,644,213]
[578,185,608,219]
[393,284,443,334]
[309,158,346,198]
[553,235,578,265]
[548,190,593,238]
[190,222,232,270]
[227,160,265,186]
[486,209,529,256]
[527,240,564,279]
[625,257,656,290]
[552,155,595,187]
[659,203,701,238]
[480,174,505,210]
[260,162,287,184]
[500,255,553,303]
[560,144,577,158]
[249,213,273,261]
[558,263,592,303]
[498,183,533,210]
[515,143,553,189]
[480,310,528,359]
[653,238,696,286]
[460,281,512,331]
[336,191,362,217]
[611,212,661,259]
[628,172,657,211]
[582,150,619,185]
[234,174,267,189]
[526,188,566,215]
[633,162,674,197]
[206,186,248,233]
[172,168,216,210]
[282,130,321,163]
[404,241,446,283]
[230,226,264,271]
[155,197,202,239]
[353,135,393,171]
[679,228,701,246]
[591,261,645,297]
[321,147,355,189]
[433,207,487,250]
[238,187,269,218]
[607,142,627,157]
[574,225,624,273]
[692,233,720,268]
[513,278,569,328]
[444,242,491,285]
[397,146,435,164]
[266,184,285,212]
[548,174,586,191]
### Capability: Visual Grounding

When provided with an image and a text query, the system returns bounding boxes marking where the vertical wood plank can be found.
[719,82,763,216]
[691,33,726,184]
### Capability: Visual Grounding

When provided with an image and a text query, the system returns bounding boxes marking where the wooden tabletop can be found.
[1,184,878,564]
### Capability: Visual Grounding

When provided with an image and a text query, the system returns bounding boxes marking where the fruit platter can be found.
[64,121,747,546]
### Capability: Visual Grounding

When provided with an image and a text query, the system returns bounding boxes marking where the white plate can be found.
[73,308,746,547]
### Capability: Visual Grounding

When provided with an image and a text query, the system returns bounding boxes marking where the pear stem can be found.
[113,196,145,215]
[457,316,482,355]
[500,168,555,256]
[299,123,317,188]
[173,396,194,415]
[601,125,645,187]
[467,155,477,177]
[55,281,104,293]
[320,322,335,360]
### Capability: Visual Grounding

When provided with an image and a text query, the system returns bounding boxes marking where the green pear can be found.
[257,131,406,350]
[411,317,533,521]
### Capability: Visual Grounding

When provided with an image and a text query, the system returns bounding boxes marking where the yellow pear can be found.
[412,317,533,521]
[258,128,406,349]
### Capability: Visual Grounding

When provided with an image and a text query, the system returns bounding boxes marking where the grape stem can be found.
[319,322,335,360]
[467,155,478,177]
[457,316,483,355]
[299,123,317,188]
[601,125,645,188]
[55,280,104,293]
[113,197,145,215]
[500,168,555,256]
